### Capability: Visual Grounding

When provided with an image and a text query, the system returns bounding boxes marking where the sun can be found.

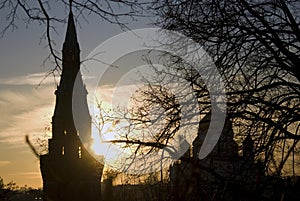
[91,122,116,154]
[90,121,131,170]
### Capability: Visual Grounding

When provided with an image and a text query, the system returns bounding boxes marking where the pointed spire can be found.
[69,0,73,10]
[63,0,79,51]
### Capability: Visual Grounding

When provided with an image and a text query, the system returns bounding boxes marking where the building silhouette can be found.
[40,6,104,201]
[170,111,264,200]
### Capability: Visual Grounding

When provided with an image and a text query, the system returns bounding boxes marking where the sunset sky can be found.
[0,5,154,188]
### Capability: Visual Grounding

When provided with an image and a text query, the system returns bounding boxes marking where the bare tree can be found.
[138,0,300,177]
[4,0,300,199]
[0,0,148,79]
[0,177,17,201]
[93,1,300,200]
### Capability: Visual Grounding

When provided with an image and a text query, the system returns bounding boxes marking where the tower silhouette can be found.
[40,5,104,201]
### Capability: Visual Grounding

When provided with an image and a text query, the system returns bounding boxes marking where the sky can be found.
[0,3,155,188]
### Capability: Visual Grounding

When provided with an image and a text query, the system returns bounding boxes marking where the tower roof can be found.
[63,10,79,51]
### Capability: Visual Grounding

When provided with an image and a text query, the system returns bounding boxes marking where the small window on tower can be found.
[78,146,82,158]
[64,130,67,135]
[62,146,65,155]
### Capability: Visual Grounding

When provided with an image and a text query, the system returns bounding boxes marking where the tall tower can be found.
[40,6,104,201]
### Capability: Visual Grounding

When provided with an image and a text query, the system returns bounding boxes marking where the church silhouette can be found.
[39,5,104,201]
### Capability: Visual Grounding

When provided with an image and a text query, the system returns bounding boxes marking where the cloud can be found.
[0,71,95,86]
[0,72,57,86]
[0,160,11,167]
[0,72,114,149]
[0,84,54,147]
[9,171,41,179]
